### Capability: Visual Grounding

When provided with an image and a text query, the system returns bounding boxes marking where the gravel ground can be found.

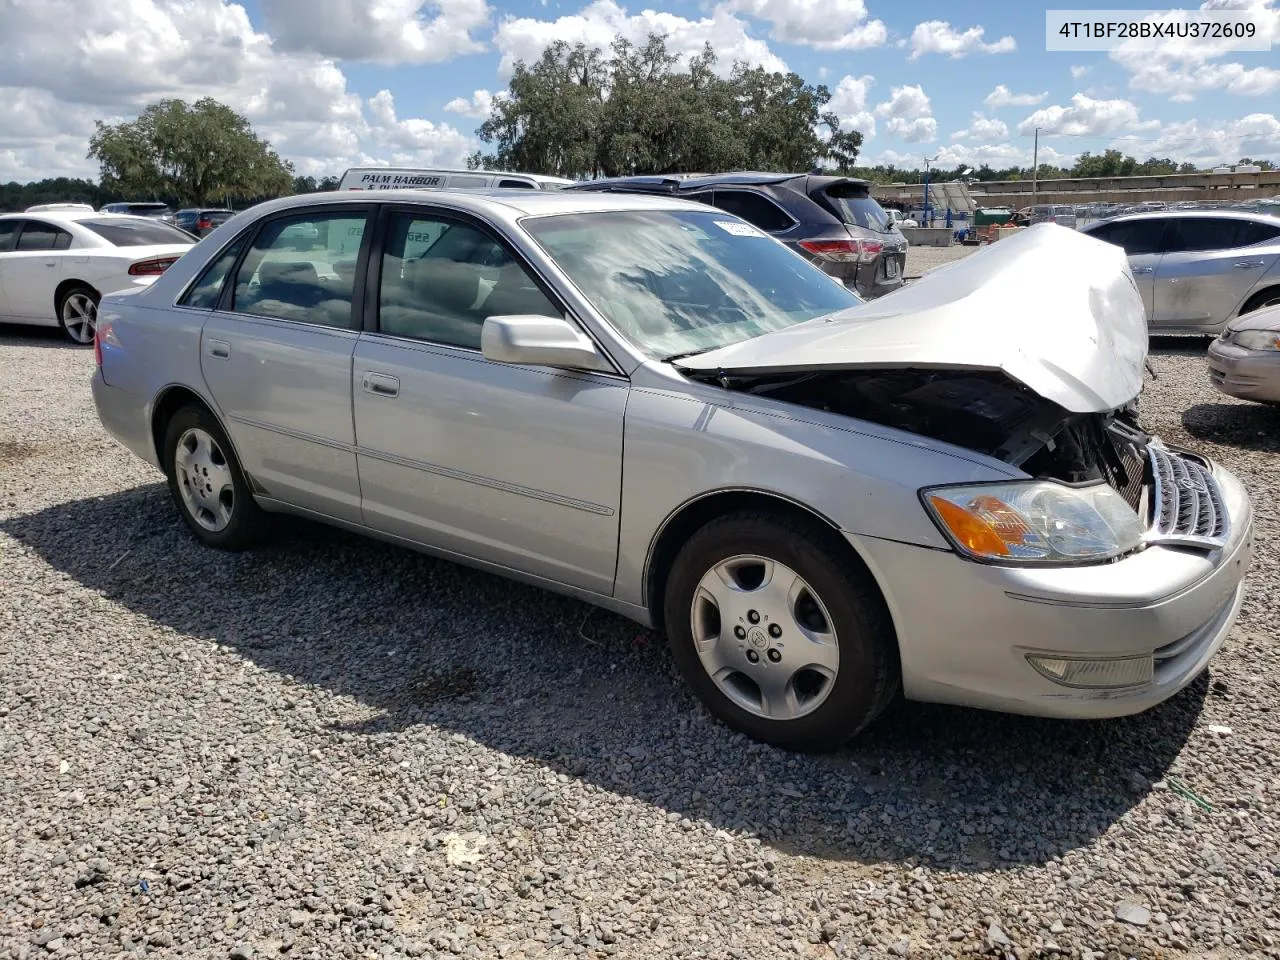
[2,315,1280,960]
[903,242,977,280]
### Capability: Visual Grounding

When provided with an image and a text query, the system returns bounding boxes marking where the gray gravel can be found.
[3,319,1280,960]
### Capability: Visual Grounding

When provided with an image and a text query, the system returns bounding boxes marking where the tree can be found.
[1237,157,1276,171]
[88,98,294,205]
[473,33,861,178]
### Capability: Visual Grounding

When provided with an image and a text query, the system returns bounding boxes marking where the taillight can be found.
[798,239,862,262]
[94,324,103,368]
[799,237,885,265]
[128,257,178,276]
[197,218,211,230]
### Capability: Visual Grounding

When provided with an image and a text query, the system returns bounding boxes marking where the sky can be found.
[0,0,1278,184]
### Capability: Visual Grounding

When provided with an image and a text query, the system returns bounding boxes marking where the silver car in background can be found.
[91,191,1253,750]
[1080,210,1280,333]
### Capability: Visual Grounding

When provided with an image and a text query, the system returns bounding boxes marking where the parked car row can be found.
[84,186,1253,750]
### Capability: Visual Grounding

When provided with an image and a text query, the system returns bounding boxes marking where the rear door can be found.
[3,219,73,320]
[1085,218,1171,320]
[197,205,372,522]
[1154,218,1280,329]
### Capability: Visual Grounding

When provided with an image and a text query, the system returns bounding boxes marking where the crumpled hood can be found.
[676,223,1148,414]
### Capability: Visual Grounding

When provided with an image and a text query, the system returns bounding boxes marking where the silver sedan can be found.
[91,191,1254,749]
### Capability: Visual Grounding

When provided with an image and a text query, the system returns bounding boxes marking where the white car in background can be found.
[0,211,196,344]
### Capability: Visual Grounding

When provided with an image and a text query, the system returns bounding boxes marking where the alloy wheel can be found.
[61,292,97,344]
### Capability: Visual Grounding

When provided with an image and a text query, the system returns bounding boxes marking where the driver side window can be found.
[377,212,559,349]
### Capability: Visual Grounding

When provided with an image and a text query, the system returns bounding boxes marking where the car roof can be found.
[571,171,874,192]
[236,188,717,220]
[341,166,575,186]
[0,210,172,226]
[1089,209,1280,225]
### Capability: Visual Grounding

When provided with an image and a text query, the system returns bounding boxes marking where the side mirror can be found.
[480,315,613,373]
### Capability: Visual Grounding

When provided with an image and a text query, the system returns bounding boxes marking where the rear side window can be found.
[498,179,535,189]
[15,222,72,251]
[710,190,794,233]
[181,237,248,309]
[1088,219,1168,255]
[80,218,195,246]
[1239,220,1280,246]
[0,221,19,252]
[230,212,368,327]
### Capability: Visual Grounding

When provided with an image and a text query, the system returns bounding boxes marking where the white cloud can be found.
[259,0,491,64]
[1070,64,1091,80]
[1109,1,1280,100]
[983,84,1047,108]
[828,74,876,139]
[0,0,474,180]
[870,142,1075,170]
[1018,93,1157,137]
[493,0,786,78]
[366,90,474,163]
[952,113,1009,142]
[874,84,937,143]
[907,20,1015,59]
[444,89,499,119]
[724,0,887,51]
[1117,113,1280,167]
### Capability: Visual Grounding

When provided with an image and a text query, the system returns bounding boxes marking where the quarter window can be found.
[181,237,248,309]
[229,212,367,327]
[710,190,794,233]
[16,222,72,251]
[377,211,558,349]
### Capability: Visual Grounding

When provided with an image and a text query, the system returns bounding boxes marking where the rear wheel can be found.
[57,285,99,345]
[162,405,267,550]
[663,510,899,751]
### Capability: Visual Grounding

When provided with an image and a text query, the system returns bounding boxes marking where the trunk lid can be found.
[675,223,1147,414]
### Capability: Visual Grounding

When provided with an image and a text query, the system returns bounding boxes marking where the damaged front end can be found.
[676,225,1228,557]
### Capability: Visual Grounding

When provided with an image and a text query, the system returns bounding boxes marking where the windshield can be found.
[523,209,862,359]
[80,218,195,246]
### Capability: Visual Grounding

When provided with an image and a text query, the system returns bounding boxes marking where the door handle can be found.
[1131,266,1154,274]
[207,339,231,360]
[1234,260,1266,269]
[44,261,57,267]
[362,372,400,397]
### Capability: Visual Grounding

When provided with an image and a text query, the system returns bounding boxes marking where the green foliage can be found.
[0,178,117,213]
[88,98,295,205]
[847,153,1213,185]
[473,34,861,177]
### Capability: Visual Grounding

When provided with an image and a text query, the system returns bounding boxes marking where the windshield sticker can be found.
[712,220,764,237]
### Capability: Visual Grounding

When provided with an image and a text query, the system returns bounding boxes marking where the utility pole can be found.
[922,154,938,226]
[1031,126,1040,208]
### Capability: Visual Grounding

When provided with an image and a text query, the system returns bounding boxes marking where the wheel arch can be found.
[1237,284,1280,318]
[642,488,894,636]
[148,385,257,492]
[53,278,101,314]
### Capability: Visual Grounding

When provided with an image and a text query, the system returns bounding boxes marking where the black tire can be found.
[663,509,900,751]
[1239,287,1280,318]
[56,284,100,345]
[161,404,267,550]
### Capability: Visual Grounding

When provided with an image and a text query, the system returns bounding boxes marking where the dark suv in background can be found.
[566,172,908,299]
[174,208,234,237]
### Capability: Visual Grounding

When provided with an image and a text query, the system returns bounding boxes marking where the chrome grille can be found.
[1147,441,1229,548]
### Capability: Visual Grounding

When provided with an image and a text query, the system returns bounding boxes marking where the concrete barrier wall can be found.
[900,227,953,247]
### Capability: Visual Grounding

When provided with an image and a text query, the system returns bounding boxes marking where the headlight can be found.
[1232,329,1280,351]
[922,481,1145,564]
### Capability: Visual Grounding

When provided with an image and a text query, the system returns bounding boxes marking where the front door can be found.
[1087,218,1170,321]
[352,206,627,594]
[1154,217,1280,330]
[4,219,72,320]
[198,207,372,522]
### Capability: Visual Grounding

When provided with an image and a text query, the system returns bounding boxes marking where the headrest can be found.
[408,258,483,314]
[258,260,319,287]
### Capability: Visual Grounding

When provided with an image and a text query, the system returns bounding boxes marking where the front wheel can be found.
[663,510,900,751]
[162,405,267,550]
[57,285,99,345]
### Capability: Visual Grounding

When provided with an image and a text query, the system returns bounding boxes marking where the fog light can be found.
[1026,654,1153,689]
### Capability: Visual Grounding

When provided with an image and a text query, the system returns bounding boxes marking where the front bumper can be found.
[1207,338,1280,404]
[848,460,1254,719]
